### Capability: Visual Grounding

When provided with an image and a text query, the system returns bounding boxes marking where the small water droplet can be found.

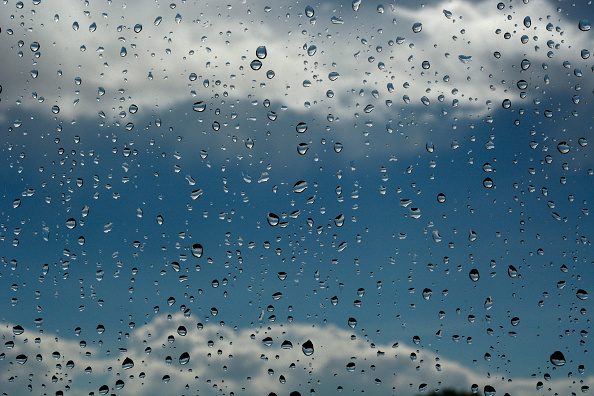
[134,23,142,33]
[437,193,446,203]
[412,22,422,33]
[334,142,343,153]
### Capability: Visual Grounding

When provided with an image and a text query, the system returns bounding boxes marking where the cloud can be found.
[1,315,589,395]
[1,0,590,123]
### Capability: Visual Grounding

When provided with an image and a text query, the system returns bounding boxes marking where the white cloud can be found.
[0,0,590,123]
[1,315,589,395]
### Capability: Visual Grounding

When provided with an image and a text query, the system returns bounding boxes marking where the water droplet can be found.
[517,80,528,90]
[305,5,315,18]
[16,354,27,364]
[267,213,280,226]
[296,122,308,133]
[66,218,76,229]
[508,265,518,278]
[193,101,206,112]
[502,99,511,109]
[72,21,79,31]
[134,23,142,33]
[348,317,357,328]
[576,289,588,300]
[278,272,287,281]
[521,59,531,70]
[122,357,134,369]
[469,269,480,282]
[302,340,314,356]
[458,55,472,63]
[250,59,262,70]
[307,45,317,56]
[179,352,190,365]
[191,243,203,258]
[297,143,309,155]
[328,71,340,81]
[262,337,273,347]
[293,180,308,193]
[550,351,566,366]
[422,288,432,300]
[524,16,531,28]
[256,46,267,59]
[412,22,422,33]
[409,207,421,219]
[334,214,345,227]
[51,105,60,114]
[346,362,356,371]
[483,178,494,188]
[120,47,127,57]
[89,22,97,32]
[334,142,343,153]
[557,142,570,154]
[437,193,446,203]
[484,385,496,396]
[352,0,361,11]
[331,16,344,24]
[578,20,591,31]
[154,16,162,26]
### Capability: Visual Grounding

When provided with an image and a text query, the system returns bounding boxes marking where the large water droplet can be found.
[302,340,314,356]
[256,46,267,59]
[191,243,203,258]
[179,352,190,365]
[193,101,206,112]
[469,269,480,282]
[297,143,309,155]
[267,213,280,226]
[305,5,315,18]
[550,351,566,366]
[578,20,591,31]
[412,22,422,33]
[122,357,134,369]
[293,180,308,193]
[250,59,262,70]
[296,122,308,133]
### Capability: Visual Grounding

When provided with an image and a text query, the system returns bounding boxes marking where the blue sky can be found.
[1,0,593,394]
